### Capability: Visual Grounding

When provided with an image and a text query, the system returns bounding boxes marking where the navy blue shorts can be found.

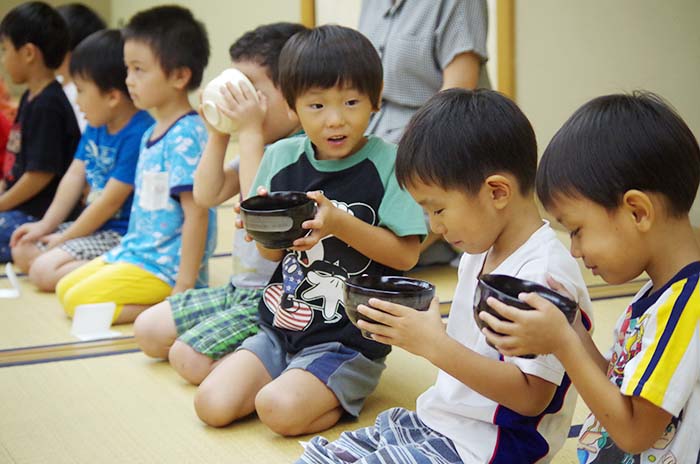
[239,325,386,416]
[0,210,38,262]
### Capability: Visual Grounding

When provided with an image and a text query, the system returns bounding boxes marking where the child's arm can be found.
[292,191,421,271]
[0,171,55,212]
[482,294,673,453]
[10,160,85,245]
[193,82,267,206]
[193,132,238,207]
[173,191,209,294]
[50,178,133,248]
[358,298,558,416]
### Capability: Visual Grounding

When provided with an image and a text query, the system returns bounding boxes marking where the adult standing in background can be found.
[359,0,490,266]
[359,0,490,144]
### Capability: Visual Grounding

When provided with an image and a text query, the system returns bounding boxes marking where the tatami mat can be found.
[0,347,436,464]
[0,295,630,463]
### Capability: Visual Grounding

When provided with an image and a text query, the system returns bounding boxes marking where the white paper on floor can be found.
[0,262,21,298]
[70,302,121,341]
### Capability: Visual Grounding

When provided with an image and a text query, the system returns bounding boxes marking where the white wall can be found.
[515,0,700,223]
[0,0,111,97]
[111,0,300,91]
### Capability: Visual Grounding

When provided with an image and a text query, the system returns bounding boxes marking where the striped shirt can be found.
[358,0,490,143]
[577,262,700,463]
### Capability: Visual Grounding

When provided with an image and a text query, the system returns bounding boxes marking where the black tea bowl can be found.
[473,274,578,357]
[240,191,316,249]
[343,275,436,339]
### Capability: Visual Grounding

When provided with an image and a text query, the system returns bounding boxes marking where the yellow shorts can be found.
[56,258,172,321]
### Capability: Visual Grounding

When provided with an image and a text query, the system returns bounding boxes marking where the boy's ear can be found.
[373,82,383,112]
[287,105,298,122]
[484,174,512,210]
[169,67,192,91]
[622,189,653,232]
[19,42,38,64]
[104,88,123,108]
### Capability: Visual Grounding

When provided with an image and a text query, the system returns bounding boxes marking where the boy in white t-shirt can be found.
[298,89,593,463]
[482,92,700,463]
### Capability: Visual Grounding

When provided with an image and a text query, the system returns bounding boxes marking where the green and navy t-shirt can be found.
[249,135,426,360]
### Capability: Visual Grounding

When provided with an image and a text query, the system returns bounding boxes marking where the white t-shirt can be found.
[61,80,87,132]
[416,222,593,463]
[228,157,279,288]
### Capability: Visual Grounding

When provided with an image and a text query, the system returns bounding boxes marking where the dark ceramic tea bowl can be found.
[473,274,578,357]
[240,191,316,249]
[343,275,436,339]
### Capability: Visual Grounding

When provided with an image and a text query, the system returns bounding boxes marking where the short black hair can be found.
[278,25,382,109]
[0,1,68,69]
[537,91,700,217]
[396,88,538,195]
[229,22,308,87]
[56,3,106,51]
[69,29,128,96]
[122,5,209,90]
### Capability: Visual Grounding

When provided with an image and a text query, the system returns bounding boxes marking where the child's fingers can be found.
[517,292,557,312]
[238,82,254,101]
[256,186,268,196]
[356,318,391,339]
[291,231,320,249]
[217,103,238,120]
[365,298,411,317]
[478,310,517,335]
[227,81,246,104]
[545,275,575,301]
[301,218,323,230]
[481,327,523,357]
[220,83,238,107]
[484,296,523,321]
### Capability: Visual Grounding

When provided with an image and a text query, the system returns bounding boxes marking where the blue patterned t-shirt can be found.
[104,112,216,287]
[75,110,153,234]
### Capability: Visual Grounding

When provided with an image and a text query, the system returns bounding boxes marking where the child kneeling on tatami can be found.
[298,89,594,463]
[134,22,306,386]
[193,25,426,436]
[56,6,216,325]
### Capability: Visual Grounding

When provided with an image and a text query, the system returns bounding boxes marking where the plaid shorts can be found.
[169,283,262,360]
[298,408,461,464]
[36,223,122,261]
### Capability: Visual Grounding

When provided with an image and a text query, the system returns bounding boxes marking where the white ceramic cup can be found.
[201,68,258,134]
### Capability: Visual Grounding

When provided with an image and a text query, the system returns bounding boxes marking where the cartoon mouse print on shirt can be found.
[262,199,375,331]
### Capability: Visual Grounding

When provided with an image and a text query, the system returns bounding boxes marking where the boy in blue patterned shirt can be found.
[56,6,216,325]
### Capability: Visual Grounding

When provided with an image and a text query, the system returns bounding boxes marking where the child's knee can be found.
[10,242,34,273]
[193,383,240,427]
[255,386,307,436]
[168,341,213,384]
[28,259,58,292]
[134,303,176,359]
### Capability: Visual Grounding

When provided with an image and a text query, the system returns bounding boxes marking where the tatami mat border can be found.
[0,348,140,368]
